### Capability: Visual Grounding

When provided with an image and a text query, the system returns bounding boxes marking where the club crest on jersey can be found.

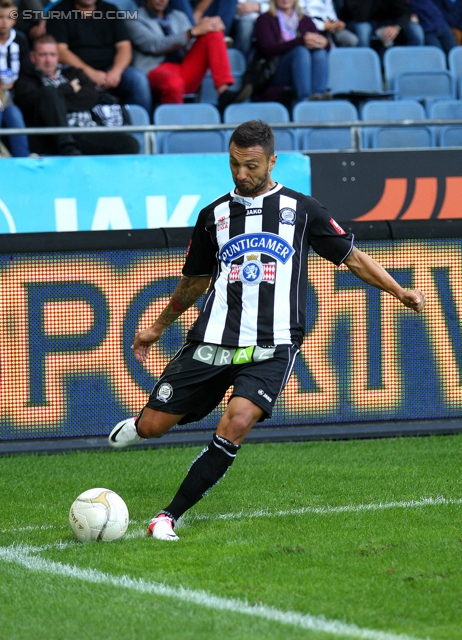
[228,259,276,286]
[156,383,173,403]
[279,207,296,225]
[220,232,294,265]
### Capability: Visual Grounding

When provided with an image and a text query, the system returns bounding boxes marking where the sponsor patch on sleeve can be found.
[329,218,346,235]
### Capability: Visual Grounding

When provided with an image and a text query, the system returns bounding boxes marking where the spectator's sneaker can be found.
[146,514,179,541]
[108,417,144,449]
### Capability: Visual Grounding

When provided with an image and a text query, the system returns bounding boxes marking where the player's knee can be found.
[136,411,169,439]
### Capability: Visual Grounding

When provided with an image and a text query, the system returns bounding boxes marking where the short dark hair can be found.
[229,120,275,157]
[32,34,58,49]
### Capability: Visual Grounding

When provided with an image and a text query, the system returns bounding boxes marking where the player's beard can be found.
[234,172,271,197]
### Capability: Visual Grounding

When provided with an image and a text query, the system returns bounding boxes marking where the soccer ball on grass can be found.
[69,487,129,542]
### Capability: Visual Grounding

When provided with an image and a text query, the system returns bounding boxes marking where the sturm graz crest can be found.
[279,207,296,225]
[239,259,264,286]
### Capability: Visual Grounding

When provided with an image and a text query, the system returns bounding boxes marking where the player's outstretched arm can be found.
[132,275,211,362]
[343,247,426,312]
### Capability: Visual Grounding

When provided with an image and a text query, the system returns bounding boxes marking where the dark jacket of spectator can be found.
[340,0,411,31]
[434,0,462,29]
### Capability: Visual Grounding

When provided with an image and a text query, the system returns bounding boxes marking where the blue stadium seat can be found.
[360,99,427,148]
[329,47,393,100]
[292,100,358,150]
[448,46,462,98]
[153,103,225,153]
[383,46,455,104]
[125,104,151,154]
[223,102,296,150]
[201,49,248,104]
[440,126,462,147]
[428,100,462,144]
[371,126,434,149]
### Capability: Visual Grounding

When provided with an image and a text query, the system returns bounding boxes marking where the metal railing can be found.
[2,118,462,154]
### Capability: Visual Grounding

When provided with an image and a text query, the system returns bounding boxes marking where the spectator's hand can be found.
[29,20,46,40]
[105,67,122,89]
[194,16,225,35]
[381,25,400,43]
[304,32,329,49]
[70,78,82,93]
[84,67,108,87]
[236,2,260,16]
[324,19,345,32]
[0,81,14,90]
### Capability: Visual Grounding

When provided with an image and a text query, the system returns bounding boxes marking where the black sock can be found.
[161,434,240,523]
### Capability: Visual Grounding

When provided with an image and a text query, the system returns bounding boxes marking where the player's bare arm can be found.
[344,247,426,312]
[132,275,211,362]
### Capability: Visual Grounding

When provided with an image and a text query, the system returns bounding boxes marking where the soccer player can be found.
[109,119,426,541]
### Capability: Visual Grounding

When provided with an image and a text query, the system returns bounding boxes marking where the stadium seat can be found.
[292,100,358,150]
[360,99,427,148]
[200,49,248,104]
[383,46,455,104]
[125,104,151,154]
[223,102,296,150]
[371,126,434,149]
[428,100,462,144]
[448,46,462,98]
[440,126,462,147]
[153,103,225,153]
[329,47,394,102]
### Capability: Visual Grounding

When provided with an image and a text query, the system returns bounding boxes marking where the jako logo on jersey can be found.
[220,233,295,265]
[246,208,263,216]
[329,218,346,234]
[258,389,273,402]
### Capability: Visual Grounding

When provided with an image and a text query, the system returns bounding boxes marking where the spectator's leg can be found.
[350,21,373,47]
[77,131,139,155]
[1,104,29,157]
[180,32,233,93]
[34,85,78,153]
[310,48,329,95]
[451,28,462,46]
[435,24,457,54]
[147,62,185,104]
[233,17,256,58]
[204,0,238,35]
[271,46,312,101]
[402,21,425,46]
[332,28,358,47]
[112,66,153,117]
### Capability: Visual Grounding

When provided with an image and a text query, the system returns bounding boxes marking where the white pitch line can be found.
[183,495,462,524]
[1,496,460,536]
[0,544,429,640]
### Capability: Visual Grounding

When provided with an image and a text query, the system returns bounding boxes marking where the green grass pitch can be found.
[0,434,461,640]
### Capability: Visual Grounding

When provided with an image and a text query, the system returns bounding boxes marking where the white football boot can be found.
[108,417,145,449]
[146,514,179,541]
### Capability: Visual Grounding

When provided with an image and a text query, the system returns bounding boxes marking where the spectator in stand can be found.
[14,34,139,155]
[301,0,358,46]
[340,0,425,49]
[434,0,462,45]
[169,0,238,36]
[127,0,250,110]
[409,0,456,54]
[233,1,269,59]
[46,0,152,116]
[0,0,35,157]
[254,0,331,102]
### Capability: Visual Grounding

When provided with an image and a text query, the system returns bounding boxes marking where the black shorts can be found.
[145,341,299,425]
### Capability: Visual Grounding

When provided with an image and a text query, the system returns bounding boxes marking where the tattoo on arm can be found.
[156,276,210,327]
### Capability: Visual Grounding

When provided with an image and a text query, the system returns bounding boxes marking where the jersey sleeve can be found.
[306,197,354,266]
[182,209,217,277]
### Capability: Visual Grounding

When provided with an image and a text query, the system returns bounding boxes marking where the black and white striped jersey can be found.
[183,183,354,348]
